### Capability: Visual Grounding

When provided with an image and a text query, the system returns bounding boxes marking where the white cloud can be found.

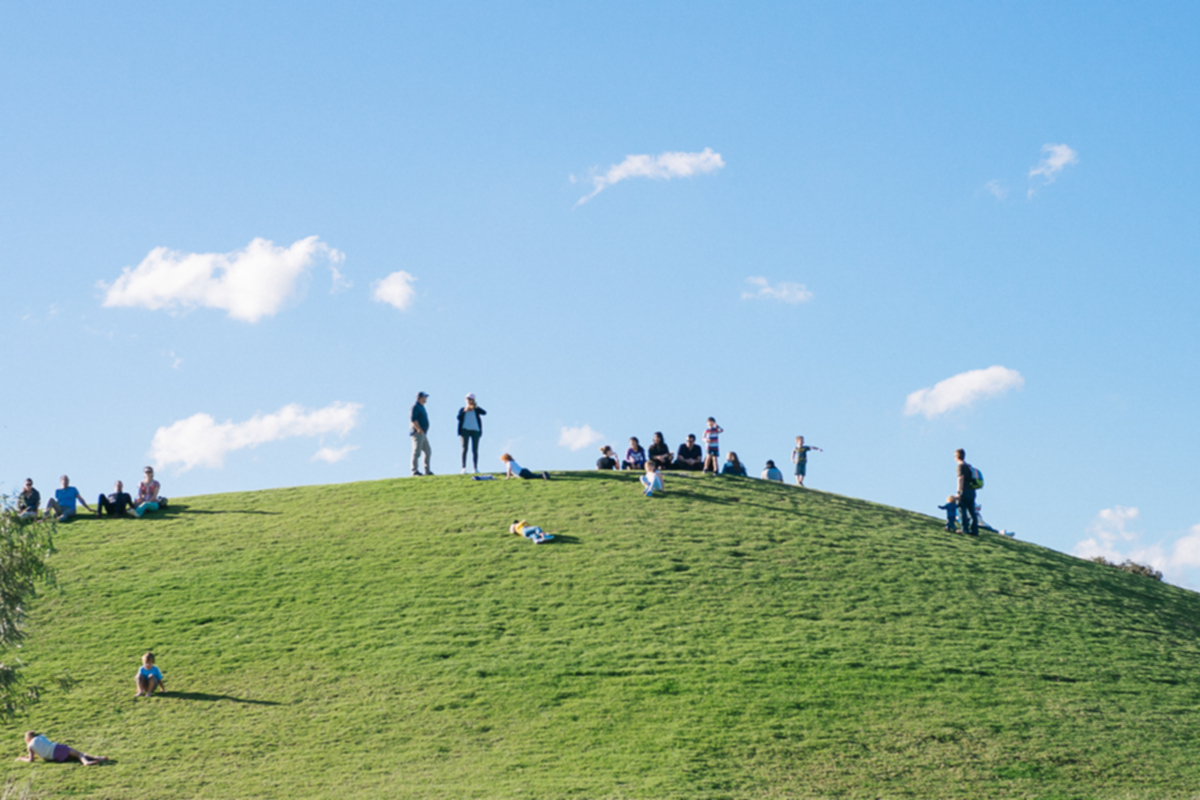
[741,276,813,304]
[1028,143,1078,196]
[371,271,417,311]
[151,401,362,471]
[311,444,359,464]
[1169,525,1200,569]
[904,366,1025,419]
[1073,506,1142,562]
[101,236,343,323]
[559,424,604,451]
[983,180,1008,200]
[576,148,725,206]
[330,266,352,294]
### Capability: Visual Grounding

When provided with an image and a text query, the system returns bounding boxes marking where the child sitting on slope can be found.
[640,462,664,497]
[135,651,166,697]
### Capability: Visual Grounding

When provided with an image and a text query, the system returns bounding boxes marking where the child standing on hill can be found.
[791,436,823,486]
[135,652,166,697]
[937,495,959,532]
[702,418,723,475]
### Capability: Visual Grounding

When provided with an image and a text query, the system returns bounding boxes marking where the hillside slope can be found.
[3,472,1199,799]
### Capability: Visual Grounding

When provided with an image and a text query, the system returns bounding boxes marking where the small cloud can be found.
[983,180,1008,200]
[150,401,362,471]
[1170,524,1200,568]
[741,276,813,304]
[576,148,724,206]
[1028,143,1078,197]
[100,236,343,323]
[904,366,1025,418]
[330,266,352,294]
[1073,514,1200,589]
[168,350,182,369]
[371,271,417,311]
[559,424,604,451]
[311,444,358,464]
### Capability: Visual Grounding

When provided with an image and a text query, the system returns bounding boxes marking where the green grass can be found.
[3,472,1200,799]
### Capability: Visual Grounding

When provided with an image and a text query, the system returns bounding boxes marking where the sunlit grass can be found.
[3,471,1198,798]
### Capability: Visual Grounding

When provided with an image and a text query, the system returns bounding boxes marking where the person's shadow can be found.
[163,692,279,706]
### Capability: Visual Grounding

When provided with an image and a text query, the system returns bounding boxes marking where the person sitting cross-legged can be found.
[16,479,40,520]
[647,432,674,470]
[675,434,704,471]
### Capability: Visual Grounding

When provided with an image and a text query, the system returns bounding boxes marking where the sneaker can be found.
[425,470,434,476]
[461,468,467,475]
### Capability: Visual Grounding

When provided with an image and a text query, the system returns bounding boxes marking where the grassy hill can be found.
[3,472,1199,799]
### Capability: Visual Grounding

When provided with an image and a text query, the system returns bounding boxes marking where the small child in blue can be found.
[135,651,166,697]
[937,495,959,532]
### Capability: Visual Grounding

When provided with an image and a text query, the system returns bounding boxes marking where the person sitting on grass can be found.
[17,731,107,765]
[134,466,167,517]
[937,495,959,532]
[16,479,40,520]
[640,462,664,496]
[623,437,646,471]
[647,432,674,470]
[135,651,166,697]
[596,445,619,471]
[509,519,554,544]
[761,460,784,482]
[500,454,550,480]
[97,481,136,517]
[44,475,93,522]
[720,452,747,477]
[675,434,704,471]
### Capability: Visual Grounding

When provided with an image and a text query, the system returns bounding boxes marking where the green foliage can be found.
[3,474,1199,798]
[0,503,56,718]
[1090,556,1164,581]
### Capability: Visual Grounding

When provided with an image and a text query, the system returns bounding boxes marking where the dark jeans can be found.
[958,494,979,535]
[460,431,481,469]
[98,494,133,516]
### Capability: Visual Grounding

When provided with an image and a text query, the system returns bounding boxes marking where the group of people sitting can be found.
[14,467,166,523]
[598,432,729,473]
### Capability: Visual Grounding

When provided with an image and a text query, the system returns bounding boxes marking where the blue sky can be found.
[3,2,1198,586]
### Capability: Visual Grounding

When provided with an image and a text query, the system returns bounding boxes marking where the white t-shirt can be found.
[507,459,523,475]
[29,735,56,759]
[461,410,480,432]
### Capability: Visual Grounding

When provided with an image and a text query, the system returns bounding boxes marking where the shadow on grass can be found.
[158,505,282,517]
[549,534,582,545]
[165,692,280,705]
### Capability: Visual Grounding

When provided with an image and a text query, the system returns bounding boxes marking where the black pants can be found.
[460,431,481,469]
[958,494,979,535]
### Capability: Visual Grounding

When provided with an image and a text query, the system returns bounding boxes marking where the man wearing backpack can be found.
[955,448,980,536]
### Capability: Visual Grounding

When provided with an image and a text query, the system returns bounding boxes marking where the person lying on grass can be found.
[135,651,166,697]
[640,462,664,496]
[17,731,107,765]
[500,454,550,480]
[509,519,554,544]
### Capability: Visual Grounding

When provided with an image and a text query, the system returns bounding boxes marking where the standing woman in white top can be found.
[456,394,487,474]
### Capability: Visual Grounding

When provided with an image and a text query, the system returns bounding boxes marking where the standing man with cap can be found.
[411,392,433,476]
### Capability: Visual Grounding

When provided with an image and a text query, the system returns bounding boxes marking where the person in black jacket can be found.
[647,432,674,470]
[675,434,703,471]
[456,394,487,474]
